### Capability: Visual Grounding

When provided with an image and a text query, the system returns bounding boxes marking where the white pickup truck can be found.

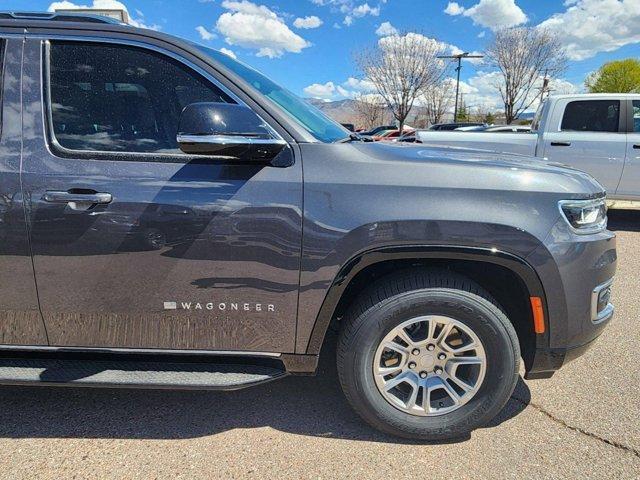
[417,94,640,207]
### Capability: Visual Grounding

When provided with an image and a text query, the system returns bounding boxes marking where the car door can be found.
[20,37,302,353]
[541,98,627,194]
[615,99,640,198]
[0,37,49,345]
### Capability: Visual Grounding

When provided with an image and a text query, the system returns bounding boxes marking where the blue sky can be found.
[4,0,639,110]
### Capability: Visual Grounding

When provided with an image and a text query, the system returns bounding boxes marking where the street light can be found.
[437,52,484,122]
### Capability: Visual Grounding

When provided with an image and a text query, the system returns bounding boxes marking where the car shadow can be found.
[0,338,531,444]
[607,210,640,232]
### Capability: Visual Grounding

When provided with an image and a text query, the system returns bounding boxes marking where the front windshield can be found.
[192,44,349,143]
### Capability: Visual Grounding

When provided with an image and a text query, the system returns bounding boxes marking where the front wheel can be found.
[337,269,520,440]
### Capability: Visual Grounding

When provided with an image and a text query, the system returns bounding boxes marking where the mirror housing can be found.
[177,103,286,162]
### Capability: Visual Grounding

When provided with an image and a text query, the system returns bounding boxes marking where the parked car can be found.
[359,125,397,137]
[374,129,415,141]
[415,94,640,207]
[397,131,421,143]
[428,122,486,131]
[0,12,616,441]
[483,125,532,133]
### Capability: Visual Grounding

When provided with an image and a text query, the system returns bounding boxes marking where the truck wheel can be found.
[336,269,520,440]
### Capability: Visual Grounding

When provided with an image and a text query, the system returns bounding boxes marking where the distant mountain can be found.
[305,98,360,123]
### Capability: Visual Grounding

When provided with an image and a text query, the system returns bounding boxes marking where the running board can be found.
[0,357,287,390]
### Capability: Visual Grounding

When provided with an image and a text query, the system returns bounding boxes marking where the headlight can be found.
[558,198,607,233]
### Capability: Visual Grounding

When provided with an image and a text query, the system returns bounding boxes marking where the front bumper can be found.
[523,219,616,379]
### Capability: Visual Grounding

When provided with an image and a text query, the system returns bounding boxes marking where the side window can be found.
[48,41,235,154]
[633,101,640,133]
[561,100,620,133]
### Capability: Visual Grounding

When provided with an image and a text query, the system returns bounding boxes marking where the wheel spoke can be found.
[383,373,413,392]
[448,356,482,366]
[396,328,415,349]
[446,372,473,393]
[375,363,403,376]
[443,341,478,355]
[382,340,408,356]
[435,323,453,346]
[422,385,433,414]
[442,380,461,405]
[404,383,419,410]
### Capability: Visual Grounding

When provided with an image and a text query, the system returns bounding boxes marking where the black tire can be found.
[336,269,520,440]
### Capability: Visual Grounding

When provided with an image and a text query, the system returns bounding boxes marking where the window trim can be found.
[0,38,6,137]
[559,99,625,134]
[41,37,287,164]
[627,99,640,134]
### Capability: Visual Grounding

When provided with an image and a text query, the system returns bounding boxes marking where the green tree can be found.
[484,111,496,124]
[586,59,640,93]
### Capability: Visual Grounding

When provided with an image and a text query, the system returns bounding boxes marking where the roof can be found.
[0,11,125,25]
[548,93,640,99]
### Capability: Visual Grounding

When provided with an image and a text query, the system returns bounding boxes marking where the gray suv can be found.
[0,12,616,440]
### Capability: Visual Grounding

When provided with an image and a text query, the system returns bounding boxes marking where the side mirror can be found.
[177,103,287,162]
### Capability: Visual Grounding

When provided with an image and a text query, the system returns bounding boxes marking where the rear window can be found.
[633,100,640,133]
[561,100,620,133]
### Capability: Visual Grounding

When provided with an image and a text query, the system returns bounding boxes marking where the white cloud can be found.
[444,2,465,15]
[293,15,323,29]
[343,77,376,92]
[538,0,640,61]
[375,21,398,36]
[216,0,311,58]
[304,76,378,100]
[352,3,380,17]
[48,0,160,29]
[195,25,216,41]
[219,47,237,59]
[444,0,528,31]
[312,0,383,26]
[304,81,338,99]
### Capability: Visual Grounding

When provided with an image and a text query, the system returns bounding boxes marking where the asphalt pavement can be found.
[0,210,639,479]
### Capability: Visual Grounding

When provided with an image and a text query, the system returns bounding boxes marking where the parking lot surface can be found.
[0,211,639,480]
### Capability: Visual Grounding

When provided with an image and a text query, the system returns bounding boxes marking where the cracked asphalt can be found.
[0,211,639,479]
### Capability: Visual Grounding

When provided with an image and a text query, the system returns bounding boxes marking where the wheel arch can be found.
[304,245,550,373]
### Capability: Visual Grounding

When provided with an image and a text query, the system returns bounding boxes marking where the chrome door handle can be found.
[43,191,113,205]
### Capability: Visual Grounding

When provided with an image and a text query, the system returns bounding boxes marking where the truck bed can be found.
[416,131,538,156]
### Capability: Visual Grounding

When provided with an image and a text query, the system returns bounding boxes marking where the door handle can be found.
[43,190,112,205]
[633,144,640,150]
[550,141,571,147]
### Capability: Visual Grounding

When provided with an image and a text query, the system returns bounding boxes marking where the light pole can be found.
[437,52,483,122]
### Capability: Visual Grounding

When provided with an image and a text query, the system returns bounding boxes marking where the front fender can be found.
[295,218,555,354]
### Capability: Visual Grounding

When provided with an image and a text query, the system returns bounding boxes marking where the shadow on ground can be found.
[607,210,640,232]
[0,336,531,443]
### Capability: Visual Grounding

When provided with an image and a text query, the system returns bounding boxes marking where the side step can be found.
[0,356,287,390]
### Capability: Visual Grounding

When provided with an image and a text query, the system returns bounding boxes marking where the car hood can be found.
[343,141,606,197]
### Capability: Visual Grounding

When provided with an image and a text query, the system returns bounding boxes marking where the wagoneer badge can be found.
[164,301,275,312]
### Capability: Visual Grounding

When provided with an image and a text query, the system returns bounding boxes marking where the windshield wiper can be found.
[338,133,372,143]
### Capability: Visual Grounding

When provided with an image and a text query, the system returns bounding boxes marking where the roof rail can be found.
[0,11,124,25]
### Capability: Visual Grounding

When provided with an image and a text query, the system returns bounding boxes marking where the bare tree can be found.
[352,93,386,130]
[422,80,455,125]
[356,32,446,133]
[486,27,567,124]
